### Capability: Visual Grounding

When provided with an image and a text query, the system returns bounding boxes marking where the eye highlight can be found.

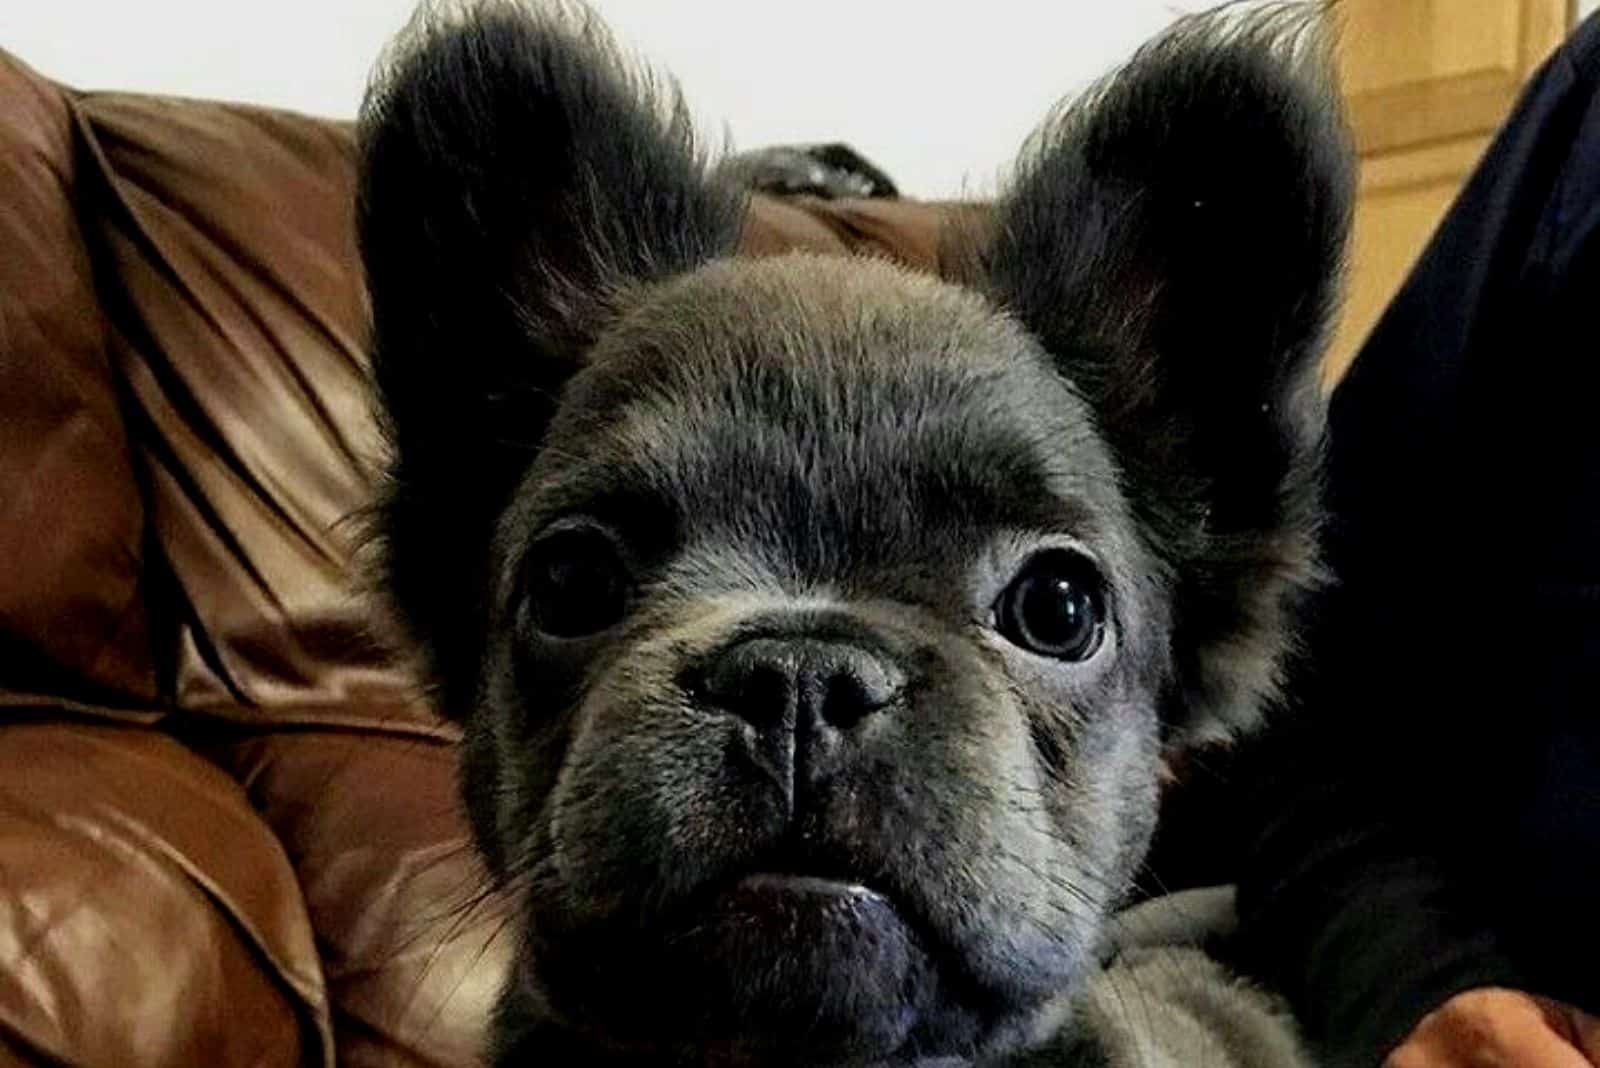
[522,526,630,639]
[995,549,1107,661]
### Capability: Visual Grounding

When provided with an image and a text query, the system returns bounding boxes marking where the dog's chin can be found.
[669,875,937,1060]
[529,874,996,1065]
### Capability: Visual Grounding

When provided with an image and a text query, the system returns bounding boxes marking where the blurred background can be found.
[6,0,1594,373]
[7,0,1221,198]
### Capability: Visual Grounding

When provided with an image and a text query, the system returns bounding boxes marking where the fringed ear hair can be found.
[357,0,743,708]
[973,2,1353,742]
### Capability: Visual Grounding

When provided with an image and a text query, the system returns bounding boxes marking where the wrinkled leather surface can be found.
[209,731,511,1068]
[0,54,156,712]
[0,722,332,1067]
[0,43,976,1068]
[75,91,431,732]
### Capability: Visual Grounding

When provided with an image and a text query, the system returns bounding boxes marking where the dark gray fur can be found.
[356,2,1352,1065]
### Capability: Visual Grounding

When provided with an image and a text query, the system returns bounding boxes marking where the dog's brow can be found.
[521,436,1109,568]
[521,470,675,537]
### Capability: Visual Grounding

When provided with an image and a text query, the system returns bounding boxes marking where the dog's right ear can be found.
[968,3,1351,743]
[357,0,742,702]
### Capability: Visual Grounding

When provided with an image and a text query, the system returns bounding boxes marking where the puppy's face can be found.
[357,4,1351,1065]
[472,257,1169,1059]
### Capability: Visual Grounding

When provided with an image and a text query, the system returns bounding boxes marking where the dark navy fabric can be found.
[1233,14,1600,1067]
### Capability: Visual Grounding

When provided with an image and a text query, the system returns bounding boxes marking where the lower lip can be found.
[644,875,929,1058]
[736,873,885,900]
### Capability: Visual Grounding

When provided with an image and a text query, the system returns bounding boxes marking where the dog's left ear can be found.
[355,0,742,703]
[978,5,1354,742]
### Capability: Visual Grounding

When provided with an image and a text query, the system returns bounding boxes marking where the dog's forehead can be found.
[532,254,1125,561]
[585,253,1034,394]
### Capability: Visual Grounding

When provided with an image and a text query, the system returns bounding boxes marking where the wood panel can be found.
[1324,0,1569,386]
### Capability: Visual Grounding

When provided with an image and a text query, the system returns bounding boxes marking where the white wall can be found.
[4,0,1220,197]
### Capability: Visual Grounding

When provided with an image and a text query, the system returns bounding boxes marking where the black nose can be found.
[698,637,905,732]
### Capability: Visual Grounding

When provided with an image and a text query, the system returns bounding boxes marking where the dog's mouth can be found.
[675,860,909,958]
[652,866,937,1062]
[711,833,897,910]
[679,869,910,956]
[735,872,882,899]
[662,834,931,961]
[529,834,984,1063]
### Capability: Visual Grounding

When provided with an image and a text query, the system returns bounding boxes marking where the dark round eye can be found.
[523,529,629,639]
[995,550,1107,661]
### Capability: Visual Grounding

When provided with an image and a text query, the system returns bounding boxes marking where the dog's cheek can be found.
[545,673,786,921]
[832,652,1100,1000]
[464,631,589,885]
[459,716,510,877]
[909,649,1161,1000]
[1040,693,1165,907]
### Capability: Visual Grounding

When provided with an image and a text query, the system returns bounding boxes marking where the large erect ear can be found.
[357,0,742,699]
[976,4,1354,742]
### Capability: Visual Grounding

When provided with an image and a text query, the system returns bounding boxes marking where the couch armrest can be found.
[0,721,332,1067]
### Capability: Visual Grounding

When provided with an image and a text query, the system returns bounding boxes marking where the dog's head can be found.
[357,3,1350,1064]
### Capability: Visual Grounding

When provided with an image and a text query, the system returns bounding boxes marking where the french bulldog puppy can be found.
[356,2,1351,1065]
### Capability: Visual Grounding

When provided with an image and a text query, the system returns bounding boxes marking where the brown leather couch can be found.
[0,48,983,1068]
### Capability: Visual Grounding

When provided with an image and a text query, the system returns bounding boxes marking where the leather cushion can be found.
[73,91,435,732]
[211,730,510,1068]
[0,721,332,1067]
[0,54,156,713]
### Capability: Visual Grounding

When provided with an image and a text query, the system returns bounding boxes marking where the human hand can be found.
[1385,987,1600,1068]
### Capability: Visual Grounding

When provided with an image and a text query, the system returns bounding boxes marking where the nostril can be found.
[694,644,796,729]
[735,662,794,730]
[820,662,903,729]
